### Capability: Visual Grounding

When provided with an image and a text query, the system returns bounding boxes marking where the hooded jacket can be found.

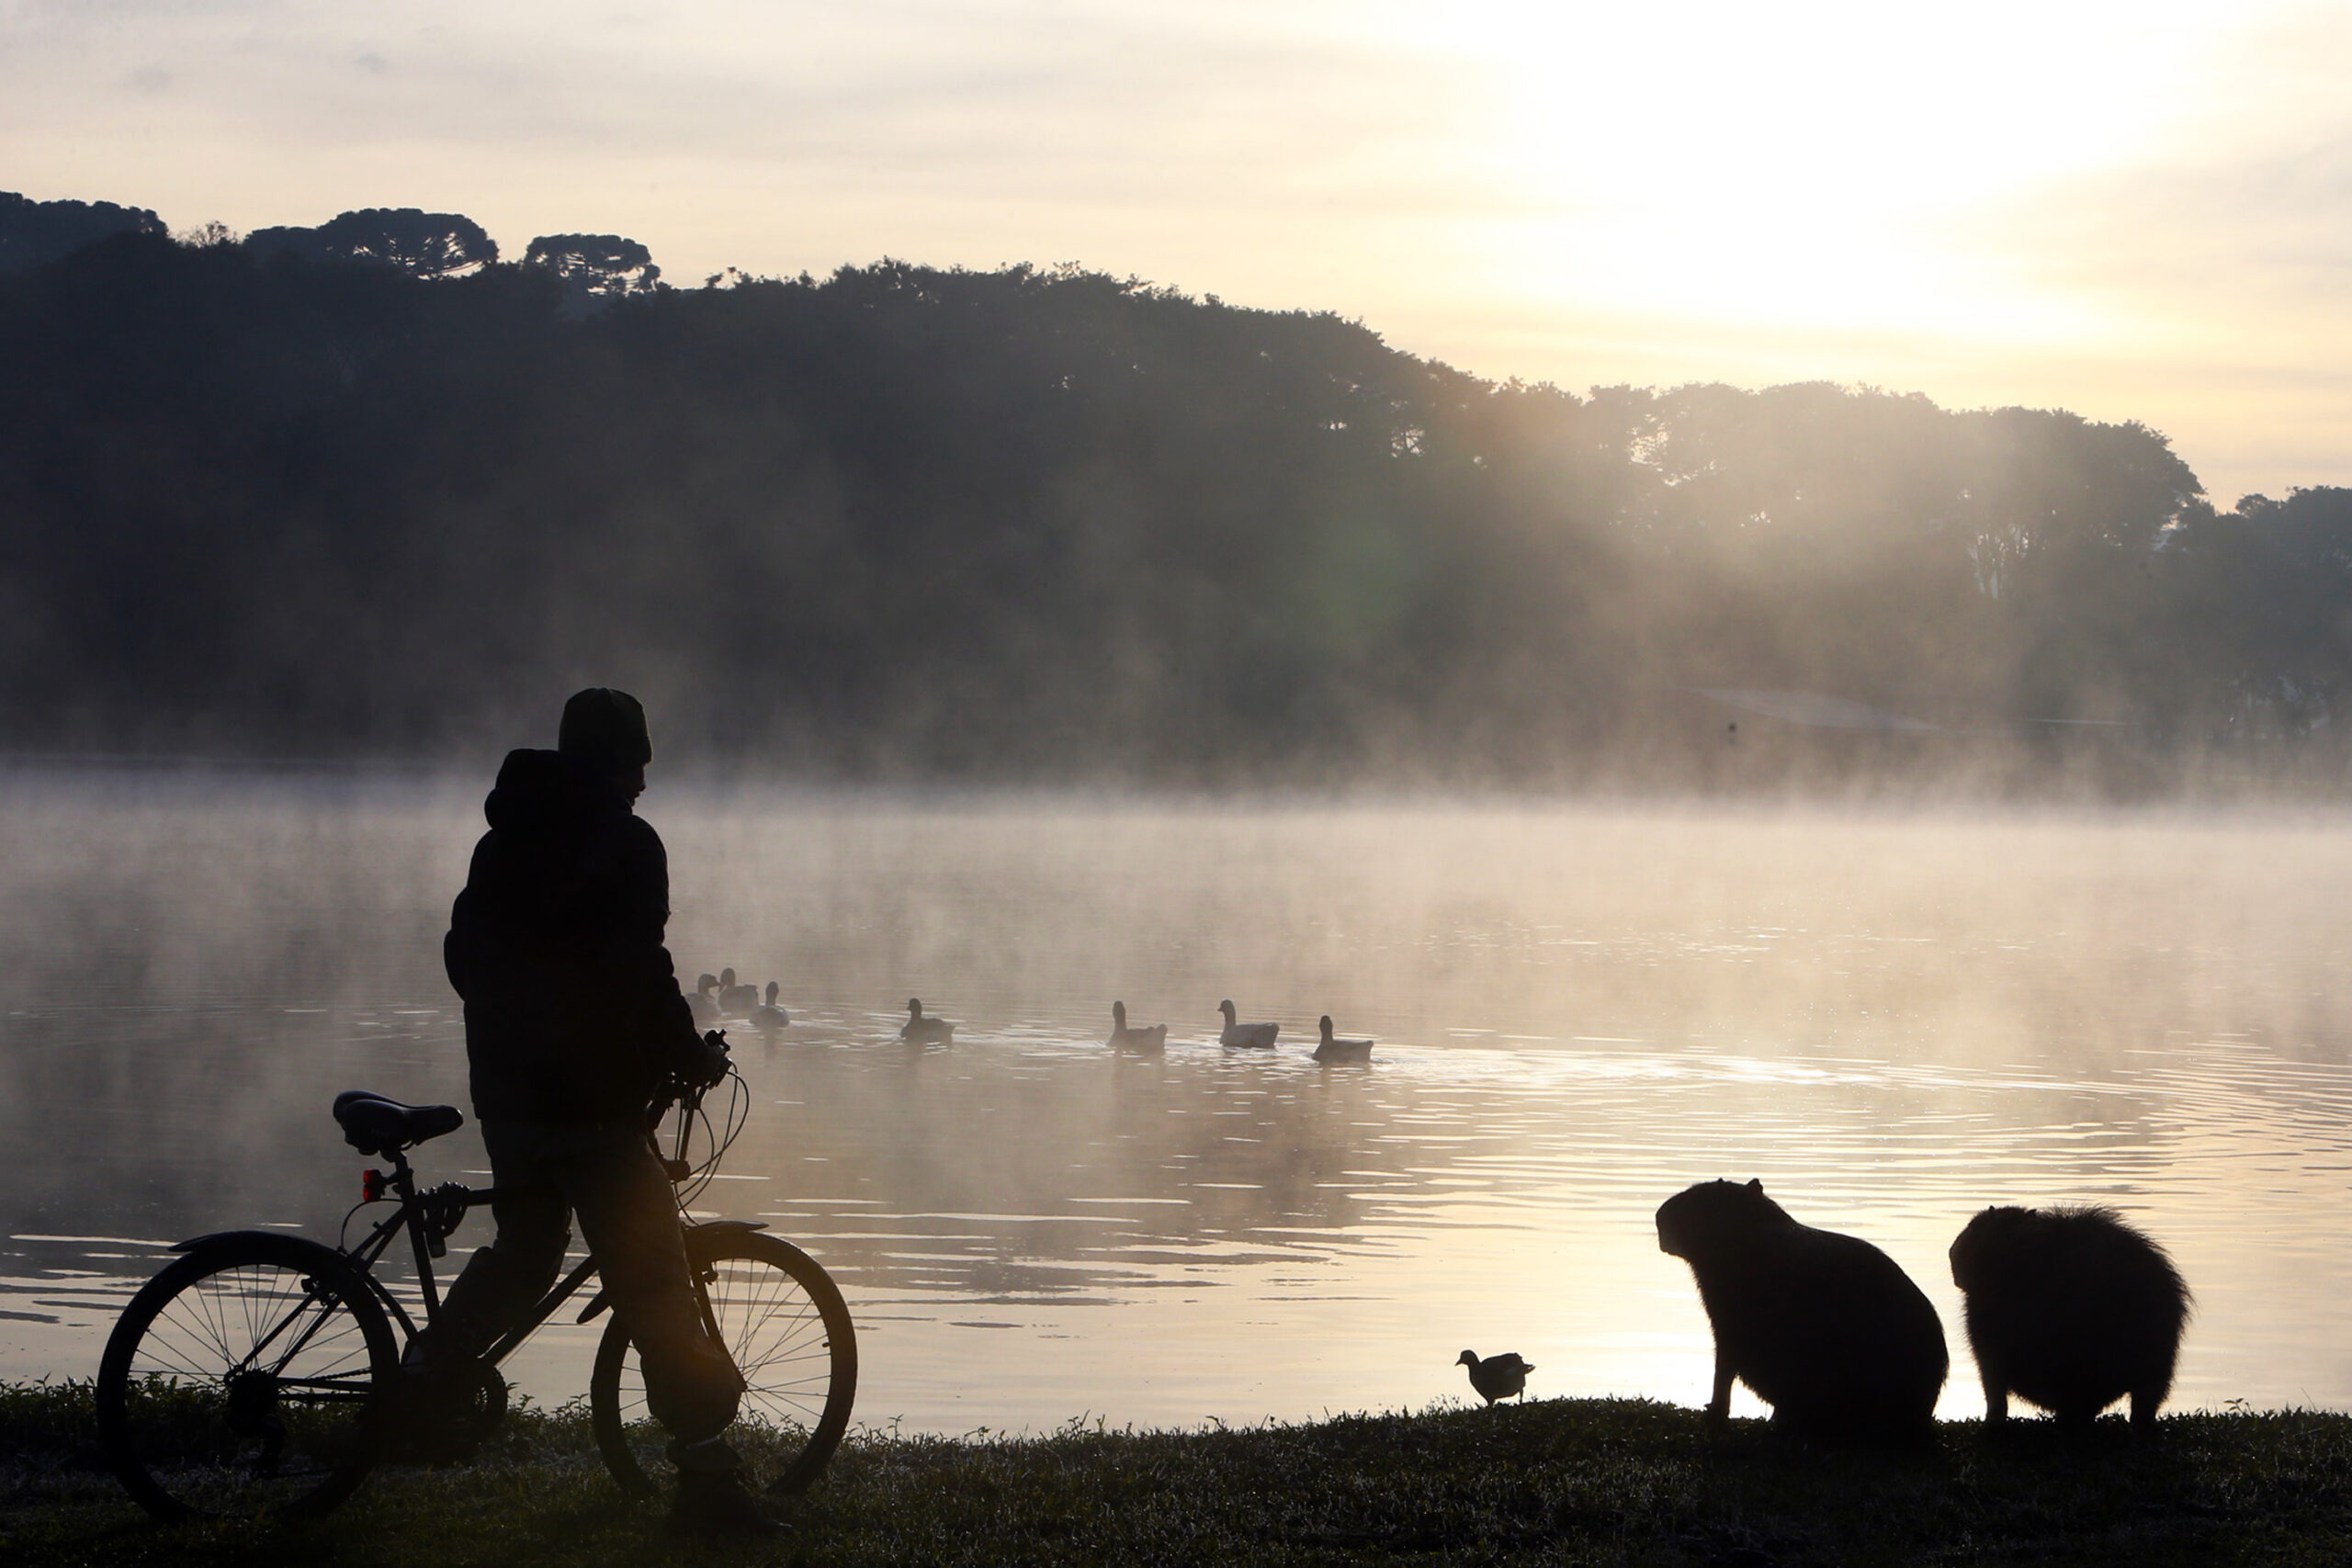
[444,748,697,1124]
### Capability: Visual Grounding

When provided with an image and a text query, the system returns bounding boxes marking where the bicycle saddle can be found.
[334,1090,465,1156]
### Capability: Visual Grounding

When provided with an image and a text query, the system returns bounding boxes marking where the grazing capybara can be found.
[1657,1179,1948,1444]
[1949,1204,2190,1432]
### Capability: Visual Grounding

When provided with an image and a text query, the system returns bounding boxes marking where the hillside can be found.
[3,214,2347,790]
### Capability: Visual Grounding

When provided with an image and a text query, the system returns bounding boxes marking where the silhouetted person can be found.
[426,688,780,1537]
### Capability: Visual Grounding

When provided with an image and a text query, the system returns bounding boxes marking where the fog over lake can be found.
[4,771,2349,1431]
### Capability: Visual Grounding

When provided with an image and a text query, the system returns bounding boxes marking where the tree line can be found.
[2,196,2347,794]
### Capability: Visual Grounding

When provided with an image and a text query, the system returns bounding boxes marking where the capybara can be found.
[1657,1179,1948,1443]
[1949,1204,2190,1431]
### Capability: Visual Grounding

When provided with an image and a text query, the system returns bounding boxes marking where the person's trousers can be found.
[425,1119,744,1455]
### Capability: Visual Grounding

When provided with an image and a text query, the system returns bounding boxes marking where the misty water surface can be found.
[4,770,2350,1431]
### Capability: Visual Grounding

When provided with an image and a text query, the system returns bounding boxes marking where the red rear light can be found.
[363,1168,386,1202]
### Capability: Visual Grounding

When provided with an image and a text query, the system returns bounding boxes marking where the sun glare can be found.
[1423,0,2234,340]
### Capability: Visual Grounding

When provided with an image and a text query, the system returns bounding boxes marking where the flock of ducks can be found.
[899,996,1375,1061]
[689,967,791,1031]
[705,984,1378,1061]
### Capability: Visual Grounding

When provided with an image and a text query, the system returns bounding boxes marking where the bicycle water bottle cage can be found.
[334,1090,465,1156]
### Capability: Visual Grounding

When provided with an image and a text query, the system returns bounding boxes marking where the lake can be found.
[4,769,2350,1432]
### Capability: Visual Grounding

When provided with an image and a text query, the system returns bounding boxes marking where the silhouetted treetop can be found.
[524,233,661,314]
[246,209,498,278]
[0,191,165,274]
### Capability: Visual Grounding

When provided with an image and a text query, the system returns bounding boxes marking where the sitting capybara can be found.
[1657,1179,1948,1444]
[1949,1204,2190,1432]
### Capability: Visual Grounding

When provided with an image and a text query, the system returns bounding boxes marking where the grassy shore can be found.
[7,1382,2352,1566]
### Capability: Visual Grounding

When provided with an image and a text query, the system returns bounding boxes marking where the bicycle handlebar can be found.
[650,1031,741,1190]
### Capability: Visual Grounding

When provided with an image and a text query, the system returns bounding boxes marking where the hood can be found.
[482,748,629,839]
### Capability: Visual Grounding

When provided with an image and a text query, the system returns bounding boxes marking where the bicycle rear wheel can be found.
[96,1234,397,1520]
[591,1226,856,1498]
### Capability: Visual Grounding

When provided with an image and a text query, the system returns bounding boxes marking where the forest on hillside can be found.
[2,197,2348,794]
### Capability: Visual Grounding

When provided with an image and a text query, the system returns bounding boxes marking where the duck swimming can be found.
[900,998,955,1043]
[1217,999,1278,1049]
[687,973,720,1028]
[1108,1001,1166,1051]
[1313,1015,1374,1063]
[718,967,759,1017]
[751,981,789,1030]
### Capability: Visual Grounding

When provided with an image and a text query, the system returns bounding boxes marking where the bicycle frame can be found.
[334,1086,718,1363]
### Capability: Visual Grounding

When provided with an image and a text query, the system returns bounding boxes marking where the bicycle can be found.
[93,1046,857,1521]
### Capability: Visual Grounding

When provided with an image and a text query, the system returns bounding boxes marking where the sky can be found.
[6,0,2350,503]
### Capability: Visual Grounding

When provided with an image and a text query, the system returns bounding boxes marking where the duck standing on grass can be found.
[1458,1350,1534,1405]
[1108,1001,1167,1050]
[901,998,955,1043]
[1217,999,1279,1049]
[751,981,789,1030]
[1313,1016,1374,1063]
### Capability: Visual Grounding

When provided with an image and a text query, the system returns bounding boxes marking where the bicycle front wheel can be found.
[96,1234,397,1521]
[591,1226,857,1498]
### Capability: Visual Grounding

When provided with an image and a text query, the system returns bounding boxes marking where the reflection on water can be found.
[4,773,2352,1430]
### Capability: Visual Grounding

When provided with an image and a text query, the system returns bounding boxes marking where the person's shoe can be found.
[664,1469,792,1539]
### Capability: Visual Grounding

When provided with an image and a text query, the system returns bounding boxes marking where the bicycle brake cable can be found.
[675,1063,748,1210]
